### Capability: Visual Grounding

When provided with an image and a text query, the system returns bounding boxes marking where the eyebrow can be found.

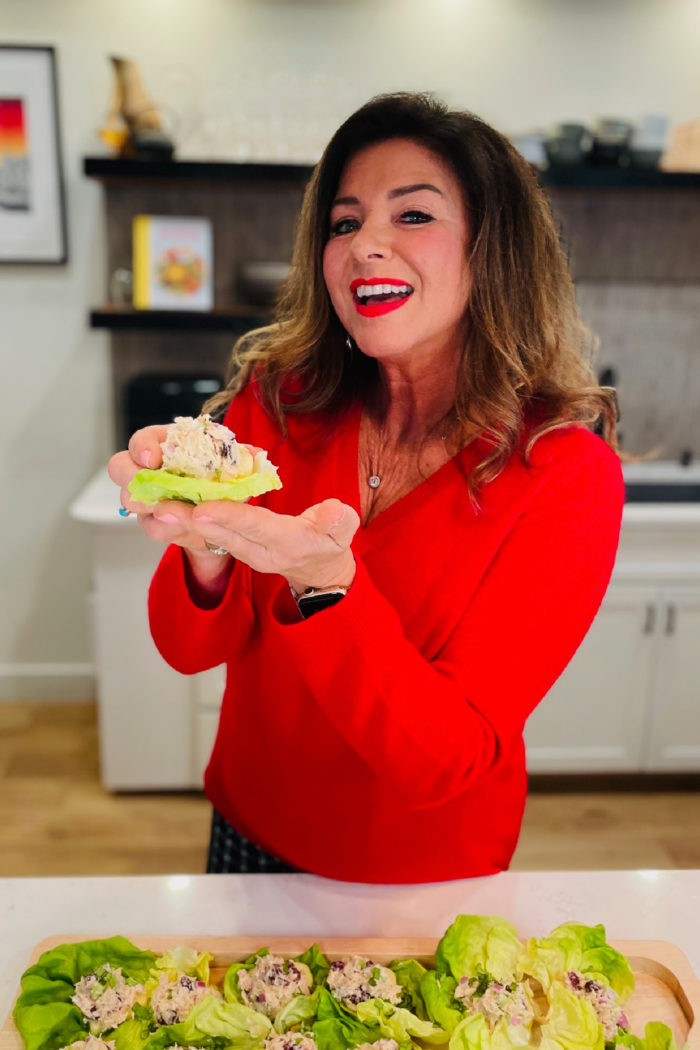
[331,183,444,208]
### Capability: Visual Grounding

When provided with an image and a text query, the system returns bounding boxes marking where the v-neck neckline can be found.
[346,400,473,535]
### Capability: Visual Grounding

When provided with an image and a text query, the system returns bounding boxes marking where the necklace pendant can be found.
[368,475,381,489]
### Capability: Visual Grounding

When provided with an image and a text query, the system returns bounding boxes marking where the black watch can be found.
[291,585,348,619]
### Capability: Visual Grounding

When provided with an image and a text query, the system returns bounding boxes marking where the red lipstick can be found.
[350,277,414,317]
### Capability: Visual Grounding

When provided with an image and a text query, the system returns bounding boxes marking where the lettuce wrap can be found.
[423,917,533,1040]
[13,937,157,1050]
[223,946,328,1030]
[137,995,272,1049]
[127,468,282,506]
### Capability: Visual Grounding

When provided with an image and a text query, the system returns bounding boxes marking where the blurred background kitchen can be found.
[1,0,699,877]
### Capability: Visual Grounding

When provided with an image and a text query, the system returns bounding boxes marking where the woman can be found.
[109,93,623,882]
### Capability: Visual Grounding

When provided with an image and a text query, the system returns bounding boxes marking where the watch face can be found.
[297,590,346,618]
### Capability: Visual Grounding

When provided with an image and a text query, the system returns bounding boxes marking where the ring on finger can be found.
[205,542,229,556]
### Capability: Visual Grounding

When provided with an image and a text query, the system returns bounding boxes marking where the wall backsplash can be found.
[549,188,700,462]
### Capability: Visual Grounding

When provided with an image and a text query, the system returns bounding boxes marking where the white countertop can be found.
[2,871,699,1021]
[70,468,700,526]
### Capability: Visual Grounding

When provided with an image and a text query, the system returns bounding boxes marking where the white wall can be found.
[1,0,698,699]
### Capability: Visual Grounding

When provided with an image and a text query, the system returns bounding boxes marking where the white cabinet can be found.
[525,579,700,773]
[645,587,700,770]
[524,583,657,772]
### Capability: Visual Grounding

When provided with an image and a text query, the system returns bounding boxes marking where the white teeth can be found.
[355,283,412,297]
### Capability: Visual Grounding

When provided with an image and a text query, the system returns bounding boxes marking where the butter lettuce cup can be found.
[520,922,635,1044]
[13,936,157,1050]
[314,980,446,1050]
[223,945,329,1031]
[127,414,282,507]
[145,946,221,1027]
[136,994,273,1050]
[420,916,536,1042]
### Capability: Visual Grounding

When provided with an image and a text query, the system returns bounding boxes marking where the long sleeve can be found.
[263,444,624,809]
[148,545,254,674]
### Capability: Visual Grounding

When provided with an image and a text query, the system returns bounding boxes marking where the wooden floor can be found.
[1,702,699,877]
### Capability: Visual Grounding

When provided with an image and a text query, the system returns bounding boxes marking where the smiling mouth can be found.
[352,281,414,306]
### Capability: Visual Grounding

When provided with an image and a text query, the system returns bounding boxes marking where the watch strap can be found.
[290,584,348,619]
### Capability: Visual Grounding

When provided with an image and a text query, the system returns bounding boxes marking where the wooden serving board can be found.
[2,936,698,1049]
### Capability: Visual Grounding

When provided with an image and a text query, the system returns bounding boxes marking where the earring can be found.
[345,334,353,352]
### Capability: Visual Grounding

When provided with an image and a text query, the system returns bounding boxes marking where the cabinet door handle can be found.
[665,603,677,635]
[644,604,656,634]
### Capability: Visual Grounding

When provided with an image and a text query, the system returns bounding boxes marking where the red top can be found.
[148,384,624,883]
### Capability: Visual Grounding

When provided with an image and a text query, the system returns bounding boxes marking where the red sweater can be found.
[148,385,624,883]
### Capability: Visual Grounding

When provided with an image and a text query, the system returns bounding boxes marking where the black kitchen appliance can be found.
[123,373,223,445]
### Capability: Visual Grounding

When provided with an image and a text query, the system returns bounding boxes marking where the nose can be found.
[350,218,393,262]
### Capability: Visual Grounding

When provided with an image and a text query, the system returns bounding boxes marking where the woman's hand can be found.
[189,497,360,593]
[107,424,360,592]
[107,425,229,562]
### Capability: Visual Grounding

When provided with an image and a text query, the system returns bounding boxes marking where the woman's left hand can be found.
[189,497,360,593]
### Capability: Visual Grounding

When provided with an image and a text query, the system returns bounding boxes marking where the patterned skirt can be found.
[206,808,301,873]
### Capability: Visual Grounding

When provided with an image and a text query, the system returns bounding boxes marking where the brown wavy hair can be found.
[205,92,619,492]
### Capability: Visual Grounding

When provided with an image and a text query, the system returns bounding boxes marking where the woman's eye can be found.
[400,209,433,224]
[329,217,360,237]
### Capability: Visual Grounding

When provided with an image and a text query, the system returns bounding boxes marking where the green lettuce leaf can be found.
[127,467,282,506]
[141,994,272,1049]
[152,944,213,983]
[448,1013,530,1050]
[420,971,464,1035]
[313,988,378,1050]
[112,1011,158,1050]
[389,960,429,1019]
[274,987,322,1033]
[356,999,449,1045]
[613,1021,680,1049]
[13,937,157,1050]
[435,917,524,986]
[296,945,331,990]
[537,982,604,1050]
[521,923,634,1002]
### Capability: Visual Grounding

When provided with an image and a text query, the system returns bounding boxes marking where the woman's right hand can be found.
[107,425,223,558]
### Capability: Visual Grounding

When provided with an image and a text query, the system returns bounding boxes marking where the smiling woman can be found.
[108,92,624,883]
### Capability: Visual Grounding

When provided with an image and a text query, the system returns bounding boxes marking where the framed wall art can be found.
[0,45,68,264]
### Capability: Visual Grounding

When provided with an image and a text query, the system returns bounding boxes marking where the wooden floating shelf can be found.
[90,306,270,331]
[82,155,700,189]
[541,165,700,188]
[83,156,315,184]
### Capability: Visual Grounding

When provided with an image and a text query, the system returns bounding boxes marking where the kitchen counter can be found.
[2,870,700,1021]
[71,468,700,526]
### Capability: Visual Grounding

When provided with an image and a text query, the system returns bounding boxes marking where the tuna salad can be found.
[71,964,144,1034]
[454,972,534,1030]
[150,971,219,1025]
[161,415,278,483]
[564,970,629,1041]
[237,954,313,1019]
[263,1033,319,1050]
[60,1039,116,1050]
[326,957,402,1009]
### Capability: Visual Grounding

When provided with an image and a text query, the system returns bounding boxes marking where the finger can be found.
[107,449,141,489]
[192,500,282,543]
[301,499,360,548]
[152,500,195,528]
[127,424,169,470]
